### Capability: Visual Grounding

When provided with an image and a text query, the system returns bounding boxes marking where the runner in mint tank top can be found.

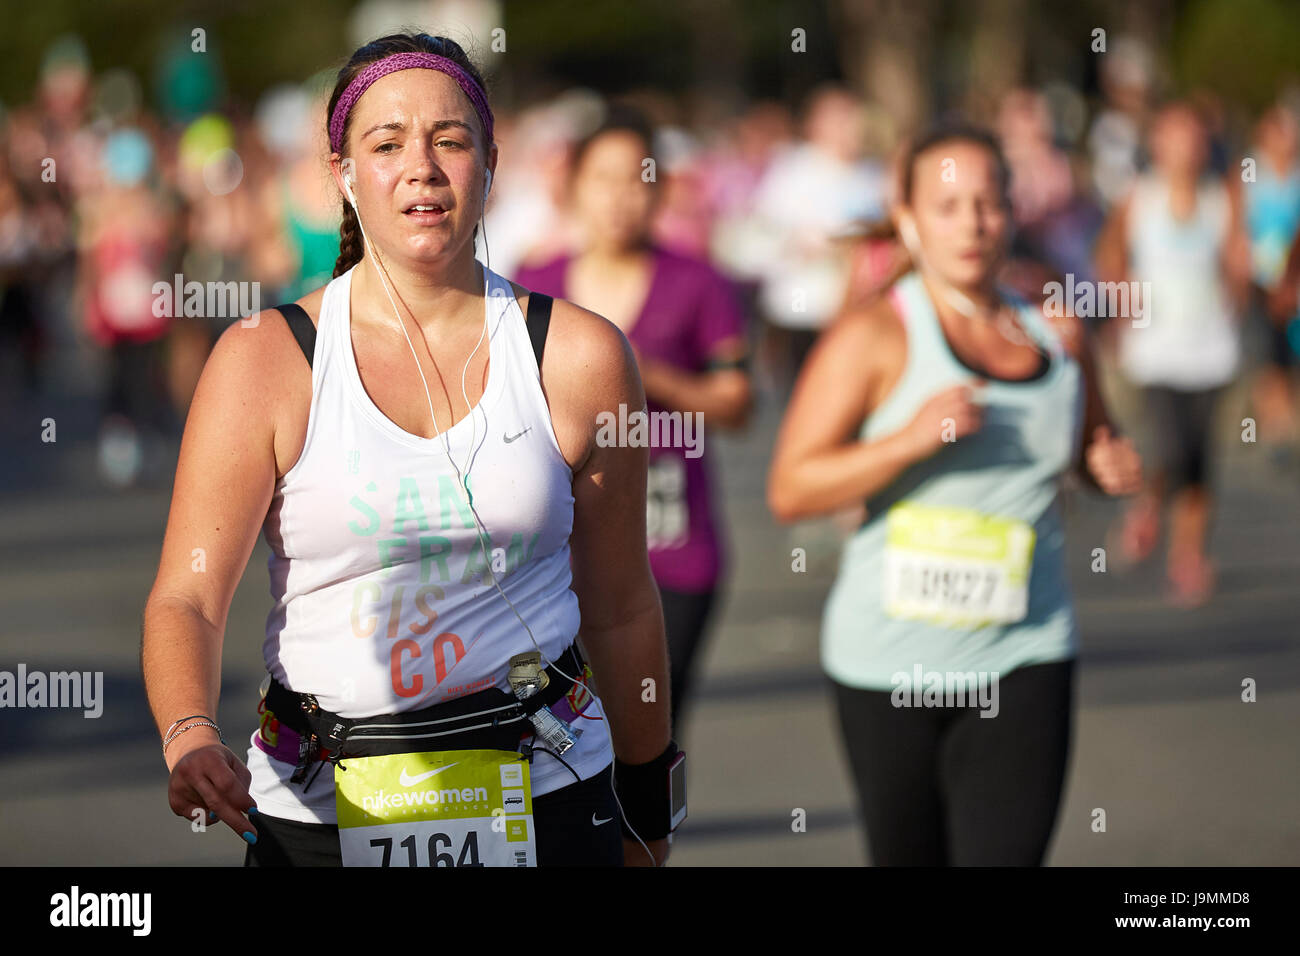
[517,105,752,737]
[142,33,683,868]
[769,123,1143,866]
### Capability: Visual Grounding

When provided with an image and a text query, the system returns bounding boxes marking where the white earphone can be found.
[335,152,652,861]
[897,213,922,259]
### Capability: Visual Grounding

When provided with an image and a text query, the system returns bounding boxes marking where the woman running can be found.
[517,105,752,736]
[768,123,1142,866]
[1095,102,1250,605]
[142,33,680,867]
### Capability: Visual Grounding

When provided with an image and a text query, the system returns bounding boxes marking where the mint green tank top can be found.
[821,271,1084,690]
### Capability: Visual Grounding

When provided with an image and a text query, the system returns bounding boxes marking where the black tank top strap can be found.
[276,303,316,369]
[525,292,553,371]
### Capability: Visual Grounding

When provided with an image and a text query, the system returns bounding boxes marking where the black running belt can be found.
[276,292,553,372]
[276,303,316,369]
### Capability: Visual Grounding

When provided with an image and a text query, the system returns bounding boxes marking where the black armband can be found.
[613,740,682,841]
[706,354,750,373]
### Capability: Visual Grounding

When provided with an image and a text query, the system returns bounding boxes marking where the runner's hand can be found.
[1085,425,1142,496]
[904,381,984,457]
[624,835,669,867]
[167,731,258,844]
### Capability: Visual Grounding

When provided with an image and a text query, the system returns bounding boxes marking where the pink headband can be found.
[329,51,494,154]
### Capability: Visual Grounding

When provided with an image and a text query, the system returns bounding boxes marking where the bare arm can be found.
[1222,175,1253,313]
[549,301,670,764]
[141,309,291,838]
[1093,194,1132,288]
[1270,228,1300,322]
[1035,306,1142,496]
[634,336,753,429]
[767,301,981,523]
[544,300,670,865]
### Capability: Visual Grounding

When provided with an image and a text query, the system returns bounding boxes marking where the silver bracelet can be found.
[163,713,214,739]
[163,719,224,754]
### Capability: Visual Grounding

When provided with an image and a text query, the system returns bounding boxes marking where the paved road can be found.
[1,362,1297,865]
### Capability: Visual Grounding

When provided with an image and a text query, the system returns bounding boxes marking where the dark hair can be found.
[327,33,490,278]
[859,122,1012,299]
[898,121,1011,206]
[571,103,656,177]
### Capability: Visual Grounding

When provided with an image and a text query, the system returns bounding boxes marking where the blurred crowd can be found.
[3,32,1300,493]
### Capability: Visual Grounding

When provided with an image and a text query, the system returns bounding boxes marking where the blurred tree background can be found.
[2,0,1297,131]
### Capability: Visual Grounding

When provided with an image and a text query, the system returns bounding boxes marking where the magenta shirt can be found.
[515,246,746,593]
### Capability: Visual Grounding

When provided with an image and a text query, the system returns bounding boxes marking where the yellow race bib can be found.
[883,502,1036,627]
[335,749,535,867]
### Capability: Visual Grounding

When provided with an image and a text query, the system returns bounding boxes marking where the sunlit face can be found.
[334,68,495,267]
[571,130,655,251]
[899,140,1010,289]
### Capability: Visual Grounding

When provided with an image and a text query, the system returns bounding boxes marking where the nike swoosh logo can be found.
[592,814,613,826]
[399,763,459,787]
[504,428,531,443]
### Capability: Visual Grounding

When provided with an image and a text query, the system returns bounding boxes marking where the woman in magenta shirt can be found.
[517,105,752,734]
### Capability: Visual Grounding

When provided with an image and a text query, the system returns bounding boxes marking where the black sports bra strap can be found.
[276,303,316,369]
[524,292,553,371]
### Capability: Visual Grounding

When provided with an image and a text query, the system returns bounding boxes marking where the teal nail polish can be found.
[248,806,259,815]
[243,831,257,844]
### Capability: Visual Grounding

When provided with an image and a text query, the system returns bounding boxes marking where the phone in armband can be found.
[668,752,688,831]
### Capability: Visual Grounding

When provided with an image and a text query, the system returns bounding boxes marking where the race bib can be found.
[335,750,535,867]
[883,502,1035,627]
[646,455,688,550]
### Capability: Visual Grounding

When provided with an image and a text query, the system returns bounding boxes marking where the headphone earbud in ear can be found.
[483,168,493,201]
[897,214,922,259]
[342,170,357,208]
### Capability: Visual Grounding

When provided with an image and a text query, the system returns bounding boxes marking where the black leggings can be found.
[659,586,718,736]
[832,660,1075,866]
[244,762,624,867]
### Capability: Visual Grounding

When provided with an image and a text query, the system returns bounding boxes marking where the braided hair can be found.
[327,33,490,278]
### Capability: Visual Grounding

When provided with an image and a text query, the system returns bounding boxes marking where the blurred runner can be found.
[517,104,753,736]
[167,114,258,423]
[0,160,47,395]
[255,85,342,304]
[746,85,887,396]
[1241,102,1300,458]
[1086,35,1153,210]
[768,123,1141,865]
[78,127,176,487]
[483,92,599,276]
[1095,102,1251,606]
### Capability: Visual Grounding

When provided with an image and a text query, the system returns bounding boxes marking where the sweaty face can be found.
[901,141,1010,290]
[340,68,492,266]
[571,130,655,251]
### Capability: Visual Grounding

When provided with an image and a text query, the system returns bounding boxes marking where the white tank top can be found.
[245,263,613,824]
[1120,175,1240,388]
